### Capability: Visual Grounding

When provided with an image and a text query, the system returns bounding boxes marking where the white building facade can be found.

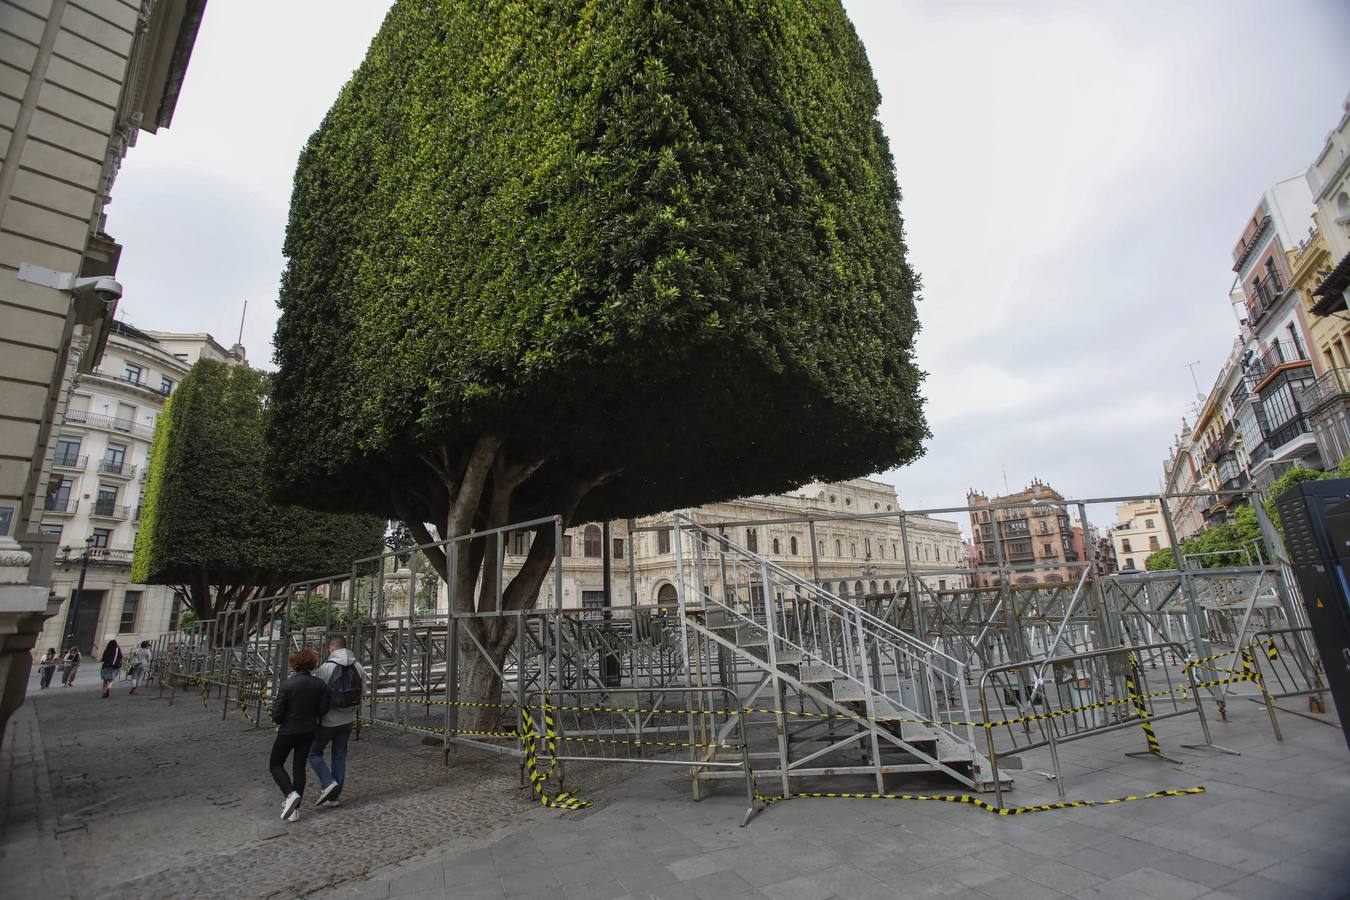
[33,322,243,657]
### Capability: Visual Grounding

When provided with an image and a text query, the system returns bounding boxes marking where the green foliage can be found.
[1263,457,1350,536]
[1143,547,1175,571]
[132,360,385,605]
[270,0,927,524]
[178,609,196,631]
[1145,505,1264,571]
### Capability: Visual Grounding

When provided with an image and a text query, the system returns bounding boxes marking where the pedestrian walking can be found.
[61,646,81,686]
[269,647,328,823]
[309,636,365,808]
[99,640,123,698]
[127,641,152,694]
[37,648,58,689]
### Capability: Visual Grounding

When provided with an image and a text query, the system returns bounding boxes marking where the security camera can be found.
[72,275,123,304]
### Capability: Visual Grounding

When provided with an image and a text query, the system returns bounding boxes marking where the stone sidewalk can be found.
[0,670,557,899]
[344,696,1350,900]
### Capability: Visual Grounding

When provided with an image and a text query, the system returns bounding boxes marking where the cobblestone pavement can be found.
[0,671,559,899]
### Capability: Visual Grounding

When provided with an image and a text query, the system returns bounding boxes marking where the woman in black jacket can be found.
[99,640,122,699]
[269,647,329,822]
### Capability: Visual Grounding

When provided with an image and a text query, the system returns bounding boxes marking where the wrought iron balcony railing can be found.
[52,452,87,470]
[64,409,155,438]
[43,496,74,513]
[98,458,135,478]
[1300,367,1350,414]
[91,500,130,519]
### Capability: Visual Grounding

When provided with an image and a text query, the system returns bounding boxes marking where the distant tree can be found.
[132,360,385,630]
[270,1,927,723]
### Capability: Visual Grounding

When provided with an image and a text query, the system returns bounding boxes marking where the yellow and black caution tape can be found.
[750,774,1206,815]
[1126,653,1163,756]
[519,705,591,811]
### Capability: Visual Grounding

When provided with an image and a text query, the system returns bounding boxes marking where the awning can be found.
[1311,248,1350,316]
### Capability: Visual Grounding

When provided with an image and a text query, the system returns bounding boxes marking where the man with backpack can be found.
[308,636,365,808]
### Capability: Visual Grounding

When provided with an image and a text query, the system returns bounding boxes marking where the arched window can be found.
[772,537,781,555]
[746,528,758,552]
[818,540,825,556]
[656,584,678,606]
[835,539,842,557]
[864,538,871,557]
[854,581,865,598]
[869,580,878,594]
[850,543,857,558]
[790,536,798,556]
[583,524,602,558]
[882,580,892,592]
[893,543,899,558]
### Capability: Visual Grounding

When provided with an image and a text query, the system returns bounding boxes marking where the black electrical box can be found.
[1275,478,1350,752]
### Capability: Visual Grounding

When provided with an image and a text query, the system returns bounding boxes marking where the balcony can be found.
[90,500,130,520]
[51,452,87,471]
[1247,340,1310,390]
[1202,422,1235,465]
[90,367,172,397]
[1245,269,1287,327]
[97,458,135,479]
[56,546,135,566]
[1301,368,1350,415]
[64,409,155,438]
[43,496,75,514]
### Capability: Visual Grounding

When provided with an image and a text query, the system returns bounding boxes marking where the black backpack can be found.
[327,662,362,708]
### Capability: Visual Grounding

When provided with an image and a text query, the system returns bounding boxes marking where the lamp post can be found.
[62,536,96,652]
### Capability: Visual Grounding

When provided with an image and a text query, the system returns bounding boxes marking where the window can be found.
[1149,536,1160,551]
[658,529,671,554]
[892,543,898,558]
[1145,519,1154,529]
[54,436,81,467]
[119,591,141,632]
[561,534,573,557]
[39,524,62,538]
[656,584,678,605]
[746,528,757,552]
[1261,382,1301,431]
[850,543,857,558]
[883,581,892,592]
[123,361,143,384]
[169,591,185,630]
[613,537,624,559]
[1042,543,1052,556]
[581,590,605,620]
[939,579,947,590]
[510,531,529,555]
[103,442,126,475]
[172,353,188,362]
[864,538,871,558]
[818,540,824,556]
[115,402,136,432]
[789,536,798,556]
[91,528,111,548]
[160,376,175,395]
[45,477,72,511]
[835,539,842,557]
[1122,539,1132,553]
[583,525,602,558]
[1123,558,1136,571]
[869,581,878,593]
[772,538,780,555]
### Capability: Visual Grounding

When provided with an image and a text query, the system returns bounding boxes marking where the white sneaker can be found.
[316,781,340,805]
[281,791,301,820]
[287,808,301,823]
[318,799,340,809]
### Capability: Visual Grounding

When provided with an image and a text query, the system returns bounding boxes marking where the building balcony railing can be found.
[1251,416,1311,464]
[1202,422,1236,465]
[56,546,135,566]
[1300,367,1350,415]
[90,500,130,520]
[64,409,155,438]
[43,496,75,514]
[1248,339,1309,386]
[51,452,87,470]
[97,458,135,478]
[1245,269,1287,326]
[89,367,172,397]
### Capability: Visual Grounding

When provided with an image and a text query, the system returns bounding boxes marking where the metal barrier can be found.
[978,641,1232,809]
[523,686,757,825]
[1255,626,1329,705]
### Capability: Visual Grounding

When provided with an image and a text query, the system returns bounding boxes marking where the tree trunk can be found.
[456,631,508,733]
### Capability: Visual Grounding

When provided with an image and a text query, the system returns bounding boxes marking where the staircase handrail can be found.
[673,514,966,670]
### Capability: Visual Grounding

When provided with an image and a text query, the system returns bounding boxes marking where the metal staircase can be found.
[673,515,1002,795]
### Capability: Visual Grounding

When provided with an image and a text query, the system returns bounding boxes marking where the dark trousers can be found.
[39,666,55,688]
[308,723,353,798]
[269,732,314,797]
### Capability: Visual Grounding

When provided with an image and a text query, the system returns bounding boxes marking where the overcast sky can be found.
[106,1,1350,532]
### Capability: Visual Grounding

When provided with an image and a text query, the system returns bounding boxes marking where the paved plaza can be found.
[2,669,1349,899]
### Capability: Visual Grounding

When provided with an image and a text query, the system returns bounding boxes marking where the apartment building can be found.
[1112,500,1168,572]
[34,321,242,656]
[966,479,1082,588]
[0,0,206,744]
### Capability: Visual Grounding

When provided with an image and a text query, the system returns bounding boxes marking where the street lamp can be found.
[61,536,96,652]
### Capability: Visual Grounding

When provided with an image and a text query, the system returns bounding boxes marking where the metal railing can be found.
[98,458,134,477]
[63,409,155,438]
[52,452,86,469]
[43,496,74,513]
[1301,367,1350,413]
[91,500,130,519]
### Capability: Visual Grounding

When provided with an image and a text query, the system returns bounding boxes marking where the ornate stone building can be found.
[967,479,1082,587]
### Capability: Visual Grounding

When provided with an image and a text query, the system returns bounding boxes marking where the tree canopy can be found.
[132,360,385,621]
[270,0,926,535]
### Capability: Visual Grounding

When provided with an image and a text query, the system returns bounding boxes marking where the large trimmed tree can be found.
[132,360,385,631]
[270,1,928,723]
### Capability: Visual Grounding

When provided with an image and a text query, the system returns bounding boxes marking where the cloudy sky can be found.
[106,1,1350,530]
